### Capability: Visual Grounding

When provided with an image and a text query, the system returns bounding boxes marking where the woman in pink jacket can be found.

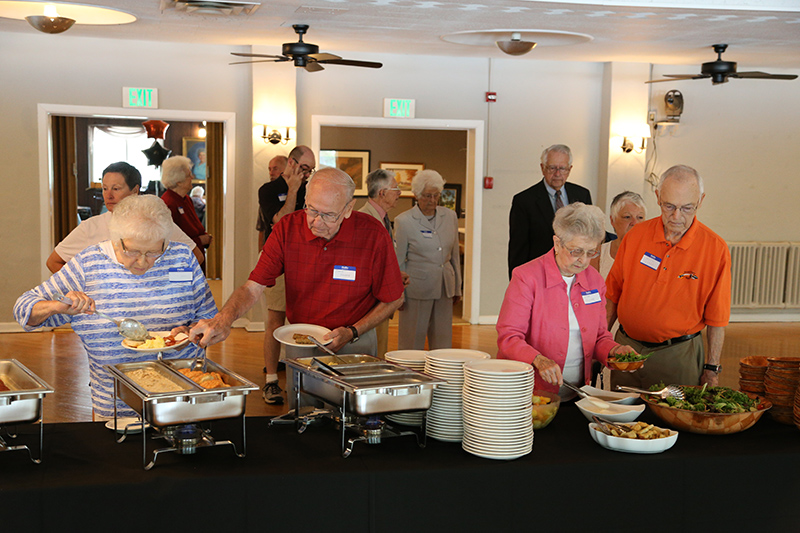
[497,203,637,399]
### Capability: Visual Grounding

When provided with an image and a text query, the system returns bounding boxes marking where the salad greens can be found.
[649,382,759,413]
[612,351,653,363]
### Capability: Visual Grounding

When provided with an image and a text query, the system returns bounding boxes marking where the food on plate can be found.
[596,420,671,440]
[648,382,759,413]
[178,368,229,389]
[292,333,315,345]
[610,351,653,363]
[125,368,182,393]
[122,333,184,349]
[0,377,9,391]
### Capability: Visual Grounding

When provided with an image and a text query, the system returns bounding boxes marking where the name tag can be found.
[333,265,356,281]
[178,206,185,215]
[278,193,287,202]
[169,267,192,282]
[640,252,662,270]
[581,289,601,305]
[421,230,433,239]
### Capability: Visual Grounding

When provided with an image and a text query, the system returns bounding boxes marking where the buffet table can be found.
[1,405,798,532]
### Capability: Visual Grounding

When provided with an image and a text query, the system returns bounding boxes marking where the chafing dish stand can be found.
[0,360,54,464]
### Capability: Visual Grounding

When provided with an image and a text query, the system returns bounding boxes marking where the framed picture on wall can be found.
[441,183,462,217]
[182,137,207,181]
[379,162,424,197]
[319,149,370,195]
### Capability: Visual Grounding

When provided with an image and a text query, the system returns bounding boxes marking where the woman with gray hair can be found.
[161,156,212,270]
[591,191,646,279]
[394,169,462,350]
[496,202,637,400]
[14,195,216,420]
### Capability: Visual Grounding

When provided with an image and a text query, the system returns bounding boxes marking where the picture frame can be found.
[182,137,207,181]
[319,149,370,195]
[379,162,424,197]
[441,183,462,217]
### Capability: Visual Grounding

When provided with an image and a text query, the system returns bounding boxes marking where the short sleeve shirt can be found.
[256,177,306,240]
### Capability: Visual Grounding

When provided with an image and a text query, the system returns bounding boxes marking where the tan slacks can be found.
[398,296,453,351]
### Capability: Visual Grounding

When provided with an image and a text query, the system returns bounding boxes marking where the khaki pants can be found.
[610,329,704,389]
[398,297,453,351]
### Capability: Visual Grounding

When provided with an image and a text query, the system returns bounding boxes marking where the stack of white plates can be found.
[384,350,428,427]
[424,349,491,442]
[462,359,534,460]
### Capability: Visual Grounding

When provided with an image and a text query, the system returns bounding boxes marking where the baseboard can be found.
[244,321,265,332]
[730,310,800,322]
[0,323,26,333]
[476,315,498,325]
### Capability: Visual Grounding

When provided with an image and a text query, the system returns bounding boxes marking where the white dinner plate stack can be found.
[462,359,535,460]
[384,350,428,427]
[424,349,491,442]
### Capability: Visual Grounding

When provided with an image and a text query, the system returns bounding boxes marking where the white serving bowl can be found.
[575,398,645,423]
[580,385,639,405]
[588,423,678,454]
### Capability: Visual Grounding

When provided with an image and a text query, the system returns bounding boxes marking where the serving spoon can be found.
[56,295,151,341]
[561,381,612,410]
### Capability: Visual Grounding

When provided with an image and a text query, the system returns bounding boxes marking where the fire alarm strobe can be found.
[486,92,497,102]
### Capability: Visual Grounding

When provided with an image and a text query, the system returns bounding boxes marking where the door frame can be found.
[311,115,485,324]
[37,104,237,301]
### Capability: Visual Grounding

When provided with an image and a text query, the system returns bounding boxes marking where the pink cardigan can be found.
[497,250,616,394]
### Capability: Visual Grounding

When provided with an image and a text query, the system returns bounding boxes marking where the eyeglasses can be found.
[293,157,315,176]
[559,240,600,259]
[304,203,347,224]
[545,165,571,174]
[382,187,401,193]
[418,192,441,201]
[120,239,165,260]
[660,202,698,215]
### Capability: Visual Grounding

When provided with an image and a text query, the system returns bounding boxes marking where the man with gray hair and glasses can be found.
[508,144,593,278]
[606,165,731,389]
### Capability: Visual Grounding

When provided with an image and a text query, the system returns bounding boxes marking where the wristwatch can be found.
[346,325,360,344]
[703,363,722,374]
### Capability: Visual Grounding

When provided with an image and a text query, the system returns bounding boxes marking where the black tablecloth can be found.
[1,406,798,532]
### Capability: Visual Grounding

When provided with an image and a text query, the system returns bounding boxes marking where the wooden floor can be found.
[2,322,798,423]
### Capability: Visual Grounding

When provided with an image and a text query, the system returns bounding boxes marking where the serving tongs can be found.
[190,346,208,372]
[615,384,684,400]
[562,381,612,409]
[592,415,634,436]
[307,335,347,365]
[57,295,151,341]
[310,357,344,377]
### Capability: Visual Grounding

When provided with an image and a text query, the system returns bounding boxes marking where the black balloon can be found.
[142,140,171,168]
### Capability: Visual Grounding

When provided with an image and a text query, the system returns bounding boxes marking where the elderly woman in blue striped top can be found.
[14,195,217,420]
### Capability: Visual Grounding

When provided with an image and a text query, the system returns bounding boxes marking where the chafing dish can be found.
[0,359,54,463]
[106,357,259,469]
[281,355,446,457]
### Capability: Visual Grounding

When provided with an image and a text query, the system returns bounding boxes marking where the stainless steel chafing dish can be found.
[281,355,445,457]
[106,357,259,469]
[0,359,54,463]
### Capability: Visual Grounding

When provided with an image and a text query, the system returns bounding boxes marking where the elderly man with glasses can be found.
[508,144,593,279]
[191,168,405,361]
[606,165,731,389]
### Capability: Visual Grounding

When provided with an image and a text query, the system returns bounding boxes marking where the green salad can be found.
[649,382,759,413]
[612,351,653,363]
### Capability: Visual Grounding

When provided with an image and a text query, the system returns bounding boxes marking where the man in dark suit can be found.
[508,144,592,278]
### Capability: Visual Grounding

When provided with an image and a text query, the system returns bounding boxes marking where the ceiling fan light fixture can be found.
[496,33,536,56]
[25,13,75,34]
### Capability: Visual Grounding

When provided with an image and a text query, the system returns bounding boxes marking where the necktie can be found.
[383,214,392,234]
[555,189,564,211]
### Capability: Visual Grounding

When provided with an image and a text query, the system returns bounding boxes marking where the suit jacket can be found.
[395,205,462,300]
[358,200,389,232]
[507,179,592,278]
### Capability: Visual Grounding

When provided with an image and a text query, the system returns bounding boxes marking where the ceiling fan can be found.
[230,24,383,72]
[646,44,798,85]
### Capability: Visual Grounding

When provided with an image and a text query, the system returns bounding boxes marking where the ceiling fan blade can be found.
[645,75,705,84]
[230,52,286,60]
[304,61,325,73]
[732,71,798,80]
[316,58,383,69]
[229,59,286,65]
[309,53,341,61]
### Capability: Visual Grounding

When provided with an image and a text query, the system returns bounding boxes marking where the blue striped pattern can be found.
[14,242,217,418]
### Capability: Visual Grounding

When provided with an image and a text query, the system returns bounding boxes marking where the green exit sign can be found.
[383,98,415,118]
[123,87,158,108]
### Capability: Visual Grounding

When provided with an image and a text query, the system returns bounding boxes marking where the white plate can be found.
[426,349,491,363]
[588,423,678,454]
[464,359,533,375]
[580,385,639,405]
[273,324,332,347]
[121,332,190,353]
[105,417,149,433]
[385,350,428,363]
[576,398,645,423]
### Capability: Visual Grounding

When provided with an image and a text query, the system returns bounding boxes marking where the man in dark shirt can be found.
[255,145,315,404]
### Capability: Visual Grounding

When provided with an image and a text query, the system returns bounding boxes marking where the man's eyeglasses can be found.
[660,202,698,215]
[120,239,165,260]
[382,187,401,193]
[293,157,315,176]
[559,240,600,259]
[545,165,571,174]
[304,203,347,224]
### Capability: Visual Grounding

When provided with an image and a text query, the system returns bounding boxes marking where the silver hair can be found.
[552,202,606,245]
[657,165,704,195]
[540,144,573,166]
[308,167,356,203]
[610,191,646,219]
[411,169,445,197]
[190,186,205,198]
[160,156,192,190]
[108,195,173,244]
[365,169,396,199]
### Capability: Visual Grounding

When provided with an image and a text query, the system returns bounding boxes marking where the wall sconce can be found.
[26,5,75,34]
[261,126,292,145]
[620,124,652,153]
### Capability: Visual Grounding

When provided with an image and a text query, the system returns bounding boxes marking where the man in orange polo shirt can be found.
[606,165,731,389]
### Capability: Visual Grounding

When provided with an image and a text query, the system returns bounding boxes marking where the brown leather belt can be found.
[619,325,701,348]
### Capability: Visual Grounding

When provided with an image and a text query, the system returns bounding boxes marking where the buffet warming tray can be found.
[282,355,446,457]
[0,359,54,463]
[106,357,259,469]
